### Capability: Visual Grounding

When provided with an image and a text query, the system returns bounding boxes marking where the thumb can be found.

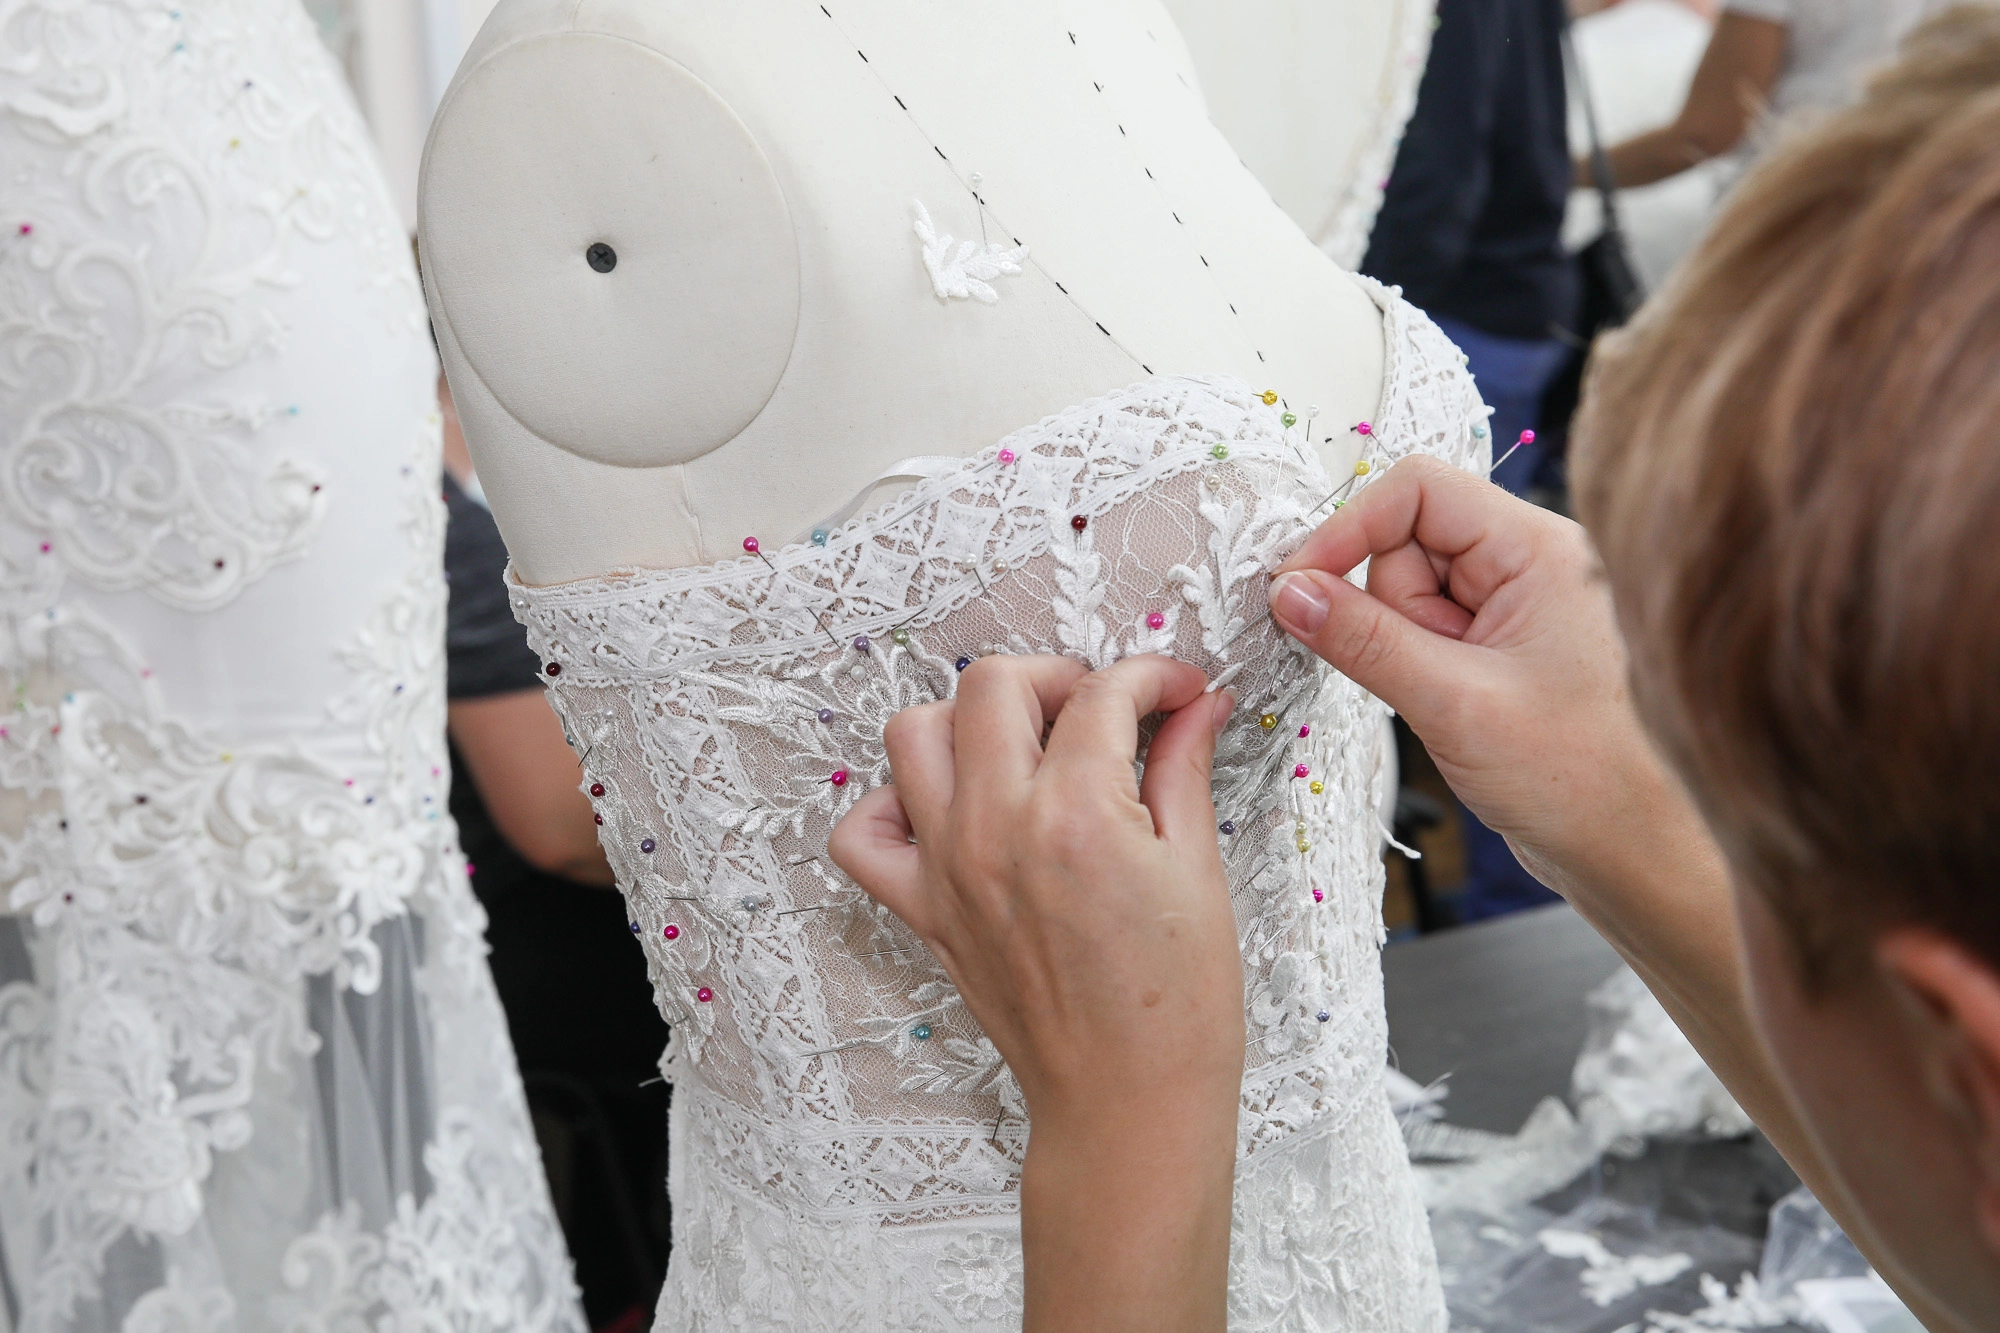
[828,785,930,936]
[1139,688,1230,850]
[1268,570,1475,729]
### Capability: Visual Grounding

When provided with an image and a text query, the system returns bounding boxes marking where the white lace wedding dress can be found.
[511,280,1485,1332]
[0,1,581,1328]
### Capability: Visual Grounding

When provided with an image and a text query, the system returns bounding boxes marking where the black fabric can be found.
[1362,0,1580,342]
[443,474,670,1323]
[444,476,545,700]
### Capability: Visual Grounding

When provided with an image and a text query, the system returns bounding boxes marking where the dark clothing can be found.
[1363,0,1579,342]
[444,475,669,1326]
[444,479,542,698]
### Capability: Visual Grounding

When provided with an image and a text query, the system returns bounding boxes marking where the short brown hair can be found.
[1573,6,2000,985]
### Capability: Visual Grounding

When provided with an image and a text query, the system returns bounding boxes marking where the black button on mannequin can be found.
[586,242,617,273]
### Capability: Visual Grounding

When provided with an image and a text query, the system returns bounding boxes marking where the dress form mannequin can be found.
[1157,0,1437,267]
[418,0,1385,585]
[421,6,1487,1329]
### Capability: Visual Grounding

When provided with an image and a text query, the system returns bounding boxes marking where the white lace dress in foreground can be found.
[0,1,581,1327]
[512,284,1485,1332]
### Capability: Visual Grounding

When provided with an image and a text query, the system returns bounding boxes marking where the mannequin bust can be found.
[1158,0,1435,267]
[418,0,1384,586]
[422,7,1482,1327]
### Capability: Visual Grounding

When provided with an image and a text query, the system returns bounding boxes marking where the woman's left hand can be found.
[830,653,1240,1333]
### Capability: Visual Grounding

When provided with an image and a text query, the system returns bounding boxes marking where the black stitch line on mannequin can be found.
[811,3,1154,375]
[1063,23,1270,368]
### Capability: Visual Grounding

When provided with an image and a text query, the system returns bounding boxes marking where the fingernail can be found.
[1270,572,1330,635]
[1213,690,1236,736]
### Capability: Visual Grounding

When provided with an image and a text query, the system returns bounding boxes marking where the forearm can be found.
[1020,1101,1236,1333]
[1591,125,1728,190]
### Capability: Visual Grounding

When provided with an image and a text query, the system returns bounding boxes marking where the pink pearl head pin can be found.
[1519,429,1536,444]
[742,536,760,554]
[1353,421,1373,437]
[1145,611,1165,630]
[1293,763,1311,779]
[697,987,713,1003]
[1297,724,1311,738]
[828,768,849,787]
[663,924,680,940]
[997,447,1016,465]
[1312,888,1325,903]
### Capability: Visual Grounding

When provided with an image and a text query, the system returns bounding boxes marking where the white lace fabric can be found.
[0,1,581,1328]
[511,284,1486,1331]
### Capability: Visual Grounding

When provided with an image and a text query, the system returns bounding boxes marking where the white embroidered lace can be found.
[511,281,1486,1332]
[0,0,581,1327]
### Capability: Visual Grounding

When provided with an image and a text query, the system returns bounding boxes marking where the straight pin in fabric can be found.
[1490,430,1534,478]
[777,903,845,917]
[970,171,988,248]
[742,536,779,573]
[855,946,919,958]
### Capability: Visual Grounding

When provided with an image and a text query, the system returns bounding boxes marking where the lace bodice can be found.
[512,283,1486,1331]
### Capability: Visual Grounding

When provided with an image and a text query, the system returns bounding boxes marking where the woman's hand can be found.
[1268,455,1686,902]
[830,654,1240,1333]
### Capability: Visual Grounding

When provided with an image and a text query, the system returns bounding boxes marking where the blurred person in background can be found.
[1363,0,1578,504]
[1586,0,1956,191]
[1564,0,1725,290]
[441,377,671,1332]
[1363,0,1579,922]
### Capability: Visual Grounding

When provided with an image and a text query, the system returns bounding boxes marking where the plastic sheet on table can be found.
[1436,1197,1804,1333]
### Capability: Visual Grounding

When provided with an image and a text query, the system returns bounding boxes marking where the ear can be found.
[1877,929,2000,1257]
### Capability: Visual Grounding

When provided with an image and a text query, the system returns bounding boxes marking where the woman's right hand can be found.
[1267,455,1700,902]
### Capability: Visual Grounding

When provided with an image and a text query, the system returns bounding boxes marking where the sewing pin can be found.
[1490,429,1534,478]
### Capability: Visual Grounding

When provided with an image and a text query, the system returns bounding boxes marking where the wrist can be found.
[1020,1097,1236,1333]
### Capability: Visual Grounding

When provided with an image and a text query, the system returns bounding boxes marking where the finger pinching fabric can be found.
[513,280,1489,1332]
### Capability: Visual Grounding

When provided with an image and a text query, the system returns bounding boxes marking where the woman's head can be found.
[1575,6,2000,1317]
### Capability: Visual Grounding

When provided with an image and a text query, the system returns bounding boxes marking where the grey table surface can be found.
[1382,901,1625,1136]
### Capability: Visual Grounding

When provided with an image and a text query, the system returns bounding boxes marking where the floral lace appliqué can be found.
[913,200,1029,304]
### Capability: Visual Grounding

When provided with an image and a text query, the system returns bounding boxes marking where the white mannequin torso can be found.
[419,0,1386,585]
